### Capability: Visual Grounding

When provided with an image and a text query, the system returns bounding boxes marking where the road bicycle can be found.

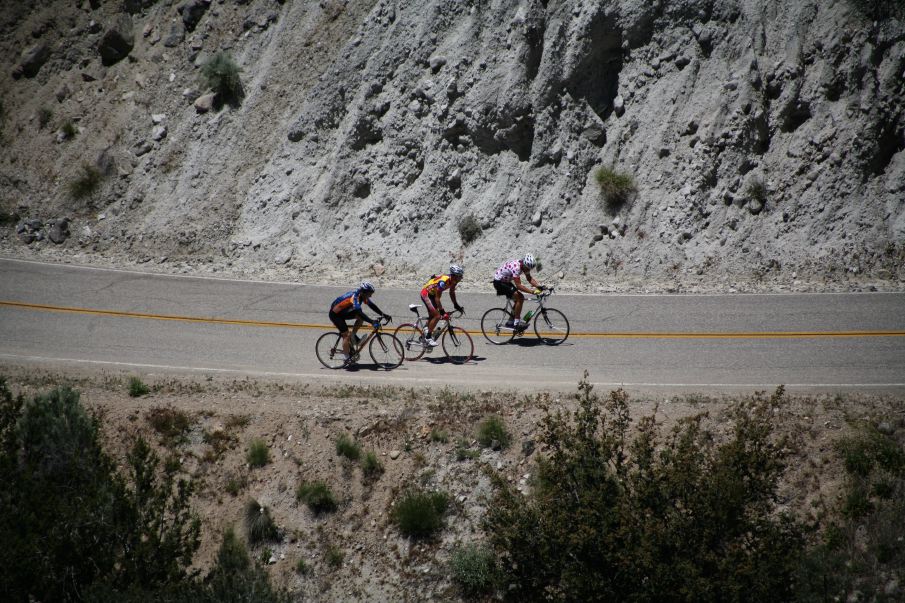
[395,307,474,364]
[481,287,570,345]
[315,316,404,370]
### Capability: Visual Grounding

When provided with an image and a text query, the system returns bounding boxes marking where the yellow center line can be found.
[2,300,904,339]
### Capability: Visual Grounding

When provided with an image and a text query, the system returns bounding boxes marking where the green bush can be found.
[38,107,53,129]
[361,450,384,479]
[450,543,498,597]
[430,428,449,443]
[335,433,361,461]
[203,528,287,602]
[61,119,77,140]
[746,177,768,207]
[69,163,103,200]
[835,425,904,478]
[244,499,279,545]
[246,438,270,467]
[392,489,449,538]
[455,438,479,461]
[458,213,482,245]
[224,472,247,497]
[295,558,309,575]
[146,407,192,445]
[201,52,244,107]
[129,376,150,397]
[325,545,344,568]
[0,386,201,601]
[483,375,803,601]
[595,166,637,211]
[796,423,905,601]
[296,480,337,514]
[476,415,510,449]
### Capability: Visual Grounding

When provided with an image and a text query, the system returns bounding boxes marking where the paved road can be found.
[1,257,904,394]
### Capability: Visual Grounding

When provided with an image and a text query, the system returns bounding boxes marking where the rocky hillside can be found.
[1,0,903,290]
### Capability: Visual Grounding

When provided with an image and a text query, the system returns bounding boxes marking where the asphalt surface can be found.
[1,257,904,394]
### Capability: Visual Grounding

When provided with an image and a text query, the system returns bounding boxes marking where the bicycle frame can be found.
[503,287,553,320]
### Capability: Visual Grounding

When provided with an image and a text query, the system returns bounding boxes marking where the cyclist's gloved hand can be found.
[538,284,547,291]
[383,314,392,322]
[454,304,464,313]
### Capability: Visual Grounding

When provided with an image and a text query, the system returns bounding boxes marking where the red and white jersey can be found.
[494,259,522,282]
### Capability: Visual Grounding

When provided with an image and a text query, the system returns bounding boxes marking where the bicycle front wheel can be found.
[442,326,474,364]
[315,332,347,369]
[394,323,426,361]
[481,308,515,345]
[369,333,404,369]
[534,308,570,345]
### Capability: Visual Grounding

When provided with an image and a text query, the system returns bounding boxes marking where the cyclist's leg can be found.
[513,291,525,322]
[329,311,351,356]
[422,290,439,335]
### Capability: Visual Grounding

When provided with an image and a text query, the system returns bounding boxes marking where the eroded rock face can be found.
[1,1,903,287]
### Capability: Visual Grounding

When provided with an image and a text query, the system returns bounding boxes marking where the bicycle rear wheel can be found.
[442,326,474,364]
[481,308,515,345]
[534,308,570,345]
[369,333,404,369]
[394,323,427,361]
[315,332,347,369]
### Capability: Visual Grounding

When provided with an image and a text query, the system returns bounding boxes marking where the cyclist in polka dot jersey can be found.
[491,254,545,329]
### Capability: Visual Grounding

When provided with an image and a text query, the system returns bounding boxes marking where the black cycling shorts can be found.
[329,310,351,333]
[493,280,517,298]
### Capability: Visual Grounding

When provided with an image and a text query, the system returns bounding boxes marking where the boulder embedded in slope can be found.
[98,15,135,66]
[179,0,212,32]
[14,43,50,78]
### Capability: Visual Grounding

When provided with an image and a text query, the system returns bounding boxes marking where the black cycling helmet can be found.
[358,281,375,293]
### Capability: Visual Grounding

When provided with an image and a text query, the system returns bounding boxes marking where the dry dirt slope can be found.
[1,0,904,290]
[3,367,904,601]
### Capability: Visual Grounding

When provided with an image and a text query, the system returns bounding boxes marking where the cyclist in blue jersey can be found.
[328,281,391,363]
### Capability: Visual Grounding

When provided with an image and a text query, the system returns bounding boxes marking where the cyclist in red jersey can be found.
[420,264,464,347]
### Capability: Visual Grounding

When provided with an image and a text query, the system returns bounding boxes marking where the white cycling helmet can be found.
[449,264,464,277]
[522,254,536,269]
[358,281,375,293]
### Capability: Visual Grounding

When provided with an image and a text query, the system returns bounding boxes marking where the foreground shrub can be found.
[392,489,449,538]
[361,450,384,479]
[796,423,905,601]
[335,433,361,461]
[745,176,768,207]
[61,119,77,140]
[201,52,244,107]
[69,163,103,200]
[246,438,270,467]
[458,213,482,245]
[0,385,201,601]
[595,166,636,211]
[476,415,510,449]
[202,528,286,602]
[450,543,498,597]
[244,499,279,545]
[128,376,150,397]
[483,375,803,601]
[296,480,337,514]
